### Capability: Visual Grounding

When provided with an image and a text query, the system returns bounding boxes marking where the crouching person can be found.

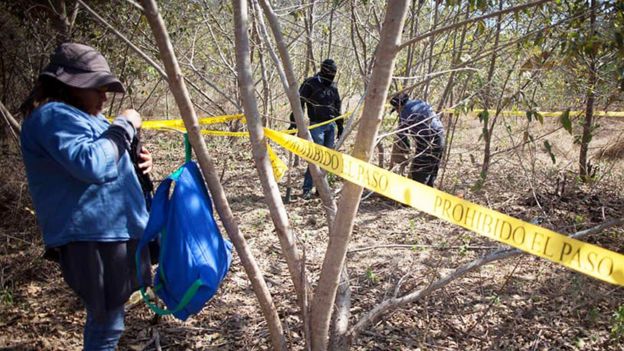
[389,93,445,187]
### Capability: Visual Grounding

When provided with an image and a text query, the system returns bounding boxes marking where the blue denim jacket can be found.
[21,102,148,247]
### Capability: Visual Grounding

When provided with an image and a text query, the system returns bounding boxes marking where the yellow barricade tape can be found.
[263,128,624,286]
[141,113,245,129]
[140,112,349,135]
[268,144,287,182]
[140,114,351,183]
[140,114,285,181]
[284,112,352,135]
[200,129,249,137]
[447,109,624,118]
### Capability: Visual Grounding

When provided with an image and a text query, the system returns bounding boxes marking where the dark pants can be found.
[54,240,152,350]
[409,135,445,187]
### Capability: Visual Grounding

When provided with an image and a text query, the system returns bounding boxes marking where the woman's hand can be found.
[138,147,152,174]
[120,109,142,130]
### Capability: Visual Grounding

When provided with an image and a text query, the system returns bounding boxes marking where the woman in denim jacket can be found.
[20,43,153,351]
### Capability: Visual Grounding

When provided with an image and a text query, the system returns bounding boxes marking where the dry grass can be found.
[597,135,624,160]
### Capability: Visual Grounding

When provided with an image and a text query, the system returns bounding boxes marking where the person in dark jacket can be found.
[290,58,343,199]
[390,93,445,187]
[20,42,153,351]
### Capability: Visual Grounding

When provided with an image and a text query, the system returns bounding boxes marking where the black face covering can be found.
[319,70,335,84]
[319,59,337,84]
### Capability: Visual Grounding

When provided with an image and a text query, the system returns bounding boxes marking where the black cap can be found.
[321,59,337,74]
[390,93,409,113]
[40,43,125,93]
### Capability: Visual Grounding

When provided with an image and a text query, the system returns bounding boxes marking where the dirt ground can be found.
[1,113,623,350]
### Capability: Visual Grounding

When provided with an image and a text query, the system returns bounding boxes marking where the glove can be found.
[336,123,344,140]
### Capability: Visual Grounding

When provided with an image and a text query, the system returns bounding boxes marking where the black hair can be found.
[20,75,74,117]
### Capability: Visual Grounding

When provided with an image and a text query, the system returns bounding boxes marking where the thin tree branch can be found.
[398,0,553,51]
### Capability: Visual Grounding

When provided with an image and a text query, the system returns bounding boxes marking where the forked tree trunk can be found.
[232,0,311,347]
[309,1,410,349]
[140,1,286,350]
[51,0,79,45]
[479,0,504,182]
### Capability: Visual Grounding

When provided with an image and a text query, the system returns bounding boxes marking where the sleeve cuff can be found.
[112,117,136,140]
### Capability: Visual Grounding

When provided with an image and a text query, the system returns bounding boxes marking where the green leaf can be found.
[475,20,486,37]
[544,140,556,164]
[535,112,544,125]
[560,109,572,134]
[291,9,303,21]
[478,110,489,125]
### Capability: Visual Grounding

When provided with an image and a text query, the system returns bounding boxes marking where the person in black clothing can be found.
[390,93,445,187]
[290,58,343,199]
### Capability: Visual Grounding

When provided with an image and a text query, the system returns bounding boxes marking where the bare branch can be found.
[77,0,167,78]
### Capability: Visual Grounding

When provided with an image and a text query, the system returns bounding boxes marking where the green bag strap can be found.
[164,133,192,182]
[184,133,192,163]
[139,279,204,316]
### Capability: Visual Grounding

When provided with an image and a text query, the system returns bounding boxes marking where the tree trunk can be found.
[303,0,317,76]
[257,0,337,226]
[51,0,79,45]
[309,1,410,349]
[422,1,439,100]
[250,5,271,125]
[232,1,311,348]
[479,0,504,182]
[579,0,596,182]
[328,266,352,350]
[140,2,286,350]
[437,4,470,112]
[326,5,335,59]
[403,0,423,87]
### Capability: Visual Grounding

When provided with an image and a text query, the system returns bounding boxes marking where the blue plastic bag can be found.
[136,161,232,320]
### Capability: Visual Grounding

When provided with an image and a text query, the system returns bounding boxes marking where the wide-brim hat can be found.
[390,93,409,113]
[40,43,125,93]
